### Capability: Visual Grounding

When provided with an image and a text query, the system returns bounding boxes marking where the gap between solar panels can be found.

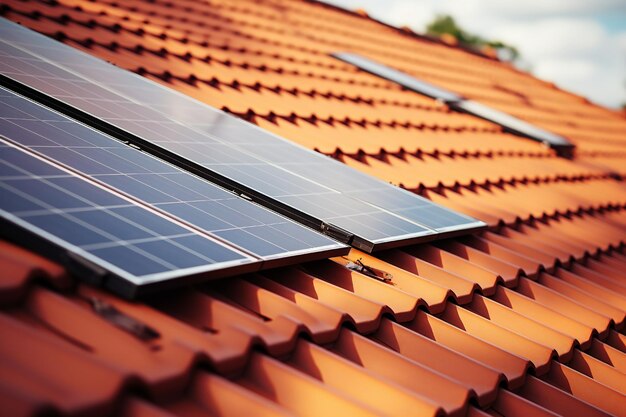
[0,18,486,256]
[331,52,575,158]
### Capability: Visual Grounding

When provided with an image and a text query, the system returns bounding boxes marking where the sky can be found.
[325,0,626,109]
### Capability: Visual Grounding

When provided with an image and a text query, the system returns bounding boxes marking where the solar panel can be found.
[0,85,347,263]
[0,137,258,298]
[450,100,574,150]
[332,51,574,156]
[0,19,486,251]
[331,52,462,102]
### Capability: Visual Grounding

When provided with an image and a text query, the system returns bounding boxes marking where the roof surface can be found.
[1,0,626,416]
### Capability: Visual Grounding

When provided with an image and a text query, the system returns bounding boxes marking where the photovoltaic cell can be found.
[0,19,486,251]
[0,86,347,264]
[332,51,574,155]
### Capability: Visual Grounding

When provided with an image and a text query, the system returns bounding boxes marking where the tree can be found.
[426,15,520,62]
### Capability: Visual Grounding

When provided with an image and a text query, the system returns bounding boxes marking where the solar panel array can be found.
[332,52,575,155]
[0,86,346,256]
[0,138,252,273]
[0,130,252,296]
[0,19,486,252]
[0,87,350,297]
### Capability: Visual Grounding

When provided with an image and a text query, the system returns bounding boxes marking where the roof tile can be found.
[0,241,70,305]
[517,375,612,417]
[407,310,530,389]
[516,277,613,338]
[543,361,626,417]
[0,312,124,416]
[587,338,626,372]
[236,352,382,417]
[331,328,471,417]
[374,318,504,406]
[491,388,559,417]
[440,303,555,374]
[287,339,445,417]
[466,295,576,361]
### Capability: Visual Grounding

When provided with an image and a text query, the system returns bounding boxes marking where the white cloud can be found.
[325,0,626,108]
[451,0,625,17]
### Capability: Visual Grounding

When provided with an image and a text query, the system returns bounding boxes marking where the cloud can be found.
[325,0,626,108]
[453,0,625,17]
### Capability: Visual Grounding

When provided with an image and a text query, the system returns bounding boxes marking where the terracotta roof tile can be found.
[407,310,531,389]
[379,249,479,304]
[267,267,386,334]
[302,260,426,322]
[286,339,445,417]
[0,241,70,305]
[2,0,626,415]
[440,302,555,375]
[491,388,560,417]
[554,268,626,313]
[568,349,626,395]
[330,328,471,417]
[407,244,503,294]
[535,273,626,328]
[543,360,625,417]
[373,318,504,407]
[150,288,300,357]
[492,286,596,349]
[164,371,294,417]
[467,295,577,362]
[606,329,626,352]
[215,276,345,344]
[0,311,125,416]
[517,375,613,417]
[587,338,626,371]
[516,277,613,338]
[237,351,383,417]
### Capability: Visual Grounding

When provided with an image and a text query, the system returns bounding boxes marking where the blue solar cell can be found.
[89,245,171,277]
[46,177,128,206]
[174,235,250,263]
[0,186,41,212]
[5,178,94,209]
[214,229,285,257]
[110,206,194,237]
[25,213,112,246]
[0,146,60,176]
[156,202,234,231]
[132,239,213,269]
[0,119,59,146]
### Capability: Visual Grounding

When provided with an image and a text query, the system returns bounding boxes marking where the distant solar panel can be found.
[331,52,462,102]
[332,51,574,156]
[450,100,574,149]
[0,19,486,251]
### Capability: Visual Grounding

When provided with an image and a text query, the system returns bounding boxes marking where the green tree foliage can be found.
[426,15,520,62]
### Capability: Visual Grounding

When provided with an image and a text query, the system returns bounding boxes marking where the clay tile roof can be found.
[1,0,625,416]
